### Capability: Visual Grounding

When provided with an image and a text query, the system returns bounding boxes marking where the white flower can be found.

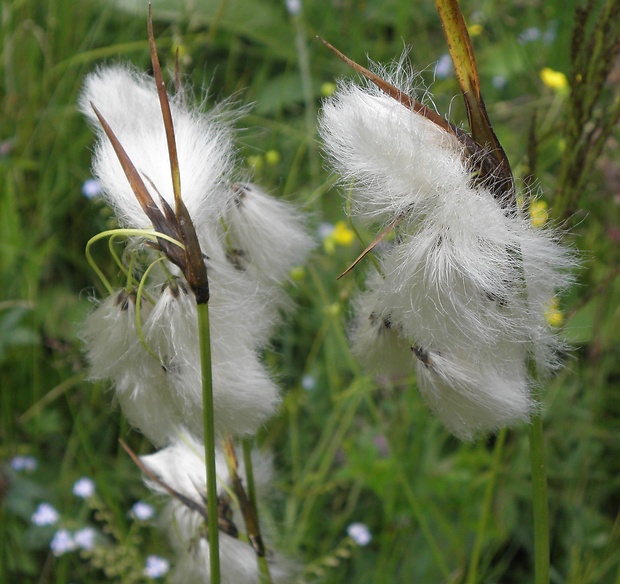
[347,522,372,546]
[72,477,95,499]
[144,555,170,579]
[50,529,77,556]
[74,526,97,551]
[31,503,59,526]
[131,501,156,521]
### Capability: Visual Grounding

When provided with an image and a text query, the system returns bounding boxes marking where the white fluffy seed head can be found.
[142,282,281,438]
[81,290,184,446]
[321,58,576,440]
[319,81,467,224]
[140,435,293,584]
[222,182,315,285]
[79,64,237,233]
[413,343,534,441]
[349,270,415,377]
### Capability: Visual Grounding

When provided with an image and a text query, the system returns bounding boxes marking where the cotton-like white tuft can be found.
[414,345,533,441]
[223,182,315,285]
[320,83,466,224]
[79,65,236,235]
[140,435,294,584]
[81,290,185,446]
[320,59,576,440]
[349,270,415,377]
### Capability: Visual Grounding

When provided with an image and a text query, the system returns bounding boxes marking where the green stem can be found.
[197,302,220,584]
[465,428,507,584]
[529,410,550,584]
[242,440,273,583]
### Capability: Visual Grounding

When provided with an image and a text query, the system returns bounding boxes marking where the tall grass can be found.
[1,0,619,582]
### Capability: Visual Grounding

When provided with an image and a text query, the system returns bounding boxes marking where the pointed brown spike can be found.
[337,215,402,279]
[143,173,183,242]
[90,103,186,269]
[434,0,515,202]
[318,36,459,138]
[119,439,238,536]
[221,437,265,557]
[148,4,182,208]
[176,197,210,304]
[148,6,208,303]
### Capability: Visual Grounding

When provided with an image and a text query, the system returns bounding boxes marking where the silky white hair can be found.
[320,61,576,440]
[140,434,294,584]
[80,65,314,441]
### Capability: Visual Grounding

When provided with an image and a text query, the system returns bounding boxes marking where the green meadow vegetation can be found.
[1,0,619,582]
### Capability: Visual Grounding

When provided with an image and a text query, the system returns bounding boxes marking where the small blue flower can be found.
[73,477,95,499]
[518,27,541,44]
[130,501,156,521]
[82,178,102,199]
[434,54,454,79]
[144,555,170,579]
[10,455,38,472]
[50,529,77,556]
[301,374,316,391]
[492,75,507,89]
[286,0,302,16]
[74,526,97,551]
[31,503,59,526]
[347,522,372,546]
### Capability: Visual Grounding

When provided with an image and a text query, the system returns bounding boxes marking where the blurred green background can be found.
[1,0,619,582]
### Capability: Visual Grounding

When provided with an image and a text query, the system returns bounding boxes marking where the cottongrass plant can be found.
[321,61,574,440]
[320,60,575,439]
[318,3,577,578]
[79,13,313,582]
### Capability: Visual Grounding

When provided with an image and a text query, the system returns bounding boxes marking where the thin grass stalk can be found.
[197,301,221,584]
[529,407,550,584]
[241,440,271,582]
[465,428,507,584]
[290,7,318,179]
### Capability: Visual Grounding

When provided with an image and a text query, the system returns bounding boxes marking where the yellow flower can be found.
[289,266,306,282]
[332,221,355,246]
[530,200,549,228]
[544,296,564,327]
[468,24,483,37]
[540,67,568,92]
[247,155,264,170]
[265,149,281,166]
[321,221,355,254]
[321,82,337,97]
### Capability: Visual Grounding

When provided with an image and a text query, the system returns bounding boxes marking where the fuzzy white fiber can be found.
[80,64,314,441]
[140,435,293,584]
[79,65,236,236]
[223,182,315,285]
[321,64,575,440]
[320,82,466,224]
[83,282,281,442]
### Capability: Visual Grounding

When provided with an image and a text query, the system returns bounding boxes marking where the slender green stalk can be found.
[290,7,318,179]
[529,409,550,584]
[465,428,507,584]
[197,302,220,584]
[242,439,272,583]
